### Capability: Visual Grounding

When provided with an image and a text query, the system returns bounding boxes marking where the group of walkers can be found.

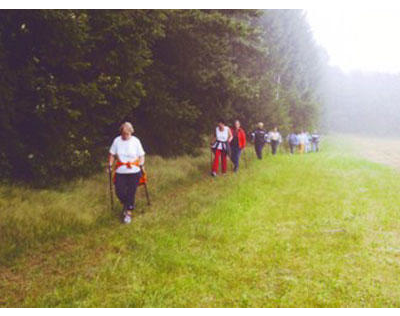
[107,120,320,224]
[287,131,320,154]
[210,119,320,176]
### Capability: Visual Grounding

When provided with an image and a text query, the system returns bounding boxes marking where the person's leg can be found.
[254,144,260,159]
[316,142,319,152]
[115,173,128,209]
[212,149,221,174]
[272,141,278,155]
[125,172,141,212]
[256,143,262,159]
[231,146,238,170]
[235,148,242,171]
[221,151,227,173]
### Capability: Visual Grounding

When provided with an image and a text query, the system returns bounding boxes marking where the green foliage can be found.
[0,9,326,183]
[0,10,166,183]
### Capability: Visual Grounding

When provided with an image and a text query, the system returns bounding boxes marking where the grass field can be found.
[1,137,400,307]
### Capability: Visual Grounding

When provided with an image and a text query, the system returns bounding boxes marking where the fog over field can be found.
[321,69,400,136]
[307,9,400,137]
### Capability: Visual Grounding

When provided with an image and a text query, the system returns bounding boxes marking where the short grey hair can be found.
[120,122,134,134]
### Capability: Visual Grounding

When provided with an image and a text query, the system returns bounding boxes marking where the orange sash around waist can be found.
[115,159,140,170]
[112,159,147,185]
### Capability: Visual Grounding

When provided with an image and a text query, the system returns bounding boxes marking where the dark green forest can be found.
[0,10,327,184]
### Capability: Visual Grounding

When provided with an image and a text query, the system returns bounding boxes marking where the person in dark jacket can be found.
[230,120,246,172]
[251,122,267,159]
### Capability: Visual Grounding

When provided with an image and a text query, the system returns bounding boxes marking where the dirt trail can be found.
[346,135,400,171]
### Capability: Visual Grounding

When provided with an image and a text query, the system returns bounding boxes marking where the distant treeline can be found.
[321,67,400,137]
[0,10,326,184]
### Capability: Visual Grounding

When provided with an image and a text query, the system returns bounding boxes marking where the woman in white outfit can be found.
[210,118,233,177]
[108,122,145,223]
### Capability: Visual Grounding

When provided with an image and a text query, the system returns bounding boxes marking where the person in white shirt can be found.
[305,131,312,153]
[297,131,307,154]
[108,122,145,223]
[268,127,282,155]
[210,118,233,177]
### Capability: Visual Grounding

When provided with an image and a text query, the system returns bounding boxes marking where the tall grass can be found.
[0,151,210,264]
[2,138,400,307]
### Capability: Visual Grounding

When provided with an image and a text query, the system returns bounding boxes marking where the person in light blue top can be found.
[287,132,299,154]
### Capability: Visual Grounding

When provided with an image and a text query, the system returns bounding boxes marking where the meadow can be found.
[1,137,400,307]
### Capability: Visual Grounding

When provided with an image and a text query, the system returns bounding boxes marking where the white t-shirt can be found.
[109,135,145,174]
[269,131,282,142]
[215,126,229,150]
[297,133,308,145]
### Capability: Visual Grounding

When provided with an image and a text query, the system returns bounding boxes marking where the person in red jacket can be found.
[230,120,246,172]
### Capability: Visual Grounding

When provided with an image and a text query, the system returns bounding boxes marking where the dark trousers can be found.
[289,143,296,154]
[271,140,279,155]
[115,172,141,211]
[231,146,242,171]
[255,143,264,159]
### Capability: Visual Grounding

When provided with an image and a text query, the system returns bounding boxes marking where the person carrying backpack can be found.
[251,122,267,159]
[210,118,233,177]
[230,120,246,172]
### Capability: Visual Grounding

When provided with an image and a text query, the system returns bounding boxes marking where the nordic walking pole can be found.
[140,166,151,207]
[210,148,213,172]
[108,164,114,212]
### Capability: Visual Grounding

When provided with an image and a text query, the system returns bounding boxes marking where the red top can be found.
[230,127,246,149]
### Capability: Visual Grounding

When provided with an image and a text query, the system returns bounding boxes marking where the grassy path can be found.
[1,139,400,307]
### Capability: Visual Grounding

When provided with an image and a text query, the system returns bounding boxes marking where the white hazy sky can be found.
[306,9,400,74]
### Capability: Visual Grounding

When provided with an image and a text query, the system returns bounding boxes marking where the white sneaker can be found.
[124,215,131,224]
[123,213,132,224]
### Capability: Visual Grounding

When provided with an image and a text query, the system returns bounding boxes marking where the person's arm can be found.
[264,132,269,143]
[136,140,146,167]
[210,133,216,147]
[108,153,115,166]
[228,128,233,143]
[139,155,145,167]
